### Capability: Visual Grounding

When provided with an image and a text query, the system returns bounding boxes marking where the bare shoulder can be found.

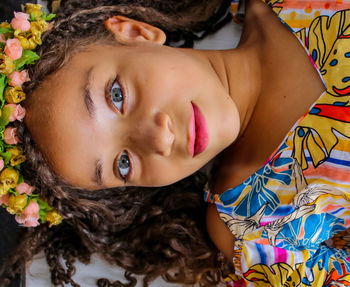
[205,144,258,261]
[206,198,235,260]
[205,133,263,260]
[206,0,278,263]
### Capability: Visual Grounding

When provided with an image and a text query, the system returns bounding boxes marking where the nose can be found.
[130,112,174,156]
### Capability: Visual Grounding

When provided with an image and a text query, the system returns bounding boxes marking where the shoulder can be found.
[206,198,235,260]
[204,134,266,260]
[205,130,266,261]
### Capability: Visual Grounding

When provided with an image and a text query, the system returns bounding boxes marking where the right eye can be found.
[117,151,131,183]
[110,79,124,112]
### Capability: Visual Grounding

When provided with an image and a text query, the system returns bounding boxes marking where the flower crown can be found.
[0,4,62,227]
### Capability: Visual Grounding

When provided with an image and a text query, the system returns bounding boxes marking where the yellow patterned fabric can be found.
[205,1,350,286]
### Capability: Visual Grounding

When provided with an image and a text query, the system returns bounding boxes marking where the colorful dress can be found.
[205,1,350,286]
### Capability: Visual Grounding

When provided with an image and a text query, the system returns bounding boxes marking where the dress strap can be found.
[203,189,223,204]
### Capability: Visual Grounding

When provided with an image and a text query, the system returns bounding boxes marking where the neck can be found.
[222,46,261,135]
[191,45,262,137]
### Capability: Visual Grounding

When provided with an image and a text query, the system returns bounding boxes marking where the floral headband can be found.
[0,4,62,227]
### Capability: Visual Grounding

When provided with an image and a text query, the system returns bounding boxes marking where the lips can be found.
[188,102,209,157]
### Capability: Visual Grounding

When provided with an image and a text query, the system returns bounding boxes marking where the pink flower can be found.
[0,159,4,171]
[11,12,30,32]
[0,34,6,43]
[5,104,26,122]
[8,70,30,87]
[15,200,40,227]
[4,39,23,61]
[16,216,39,227]
[16,182,35,195]
[0,193,9,206]
[4,127,19,144]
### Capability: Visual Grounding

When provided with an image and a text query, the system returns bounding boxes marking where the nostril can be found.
[167,115,174,135]
[159,132,174,156]
[167,128,175,148]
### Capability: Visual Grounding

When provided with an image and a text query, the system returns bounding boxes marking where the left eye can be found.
[110,80,124,111]
[118,151,130,182]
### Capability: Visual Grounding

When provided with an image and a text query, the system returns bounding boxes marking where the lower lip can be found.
[188,103,209,157]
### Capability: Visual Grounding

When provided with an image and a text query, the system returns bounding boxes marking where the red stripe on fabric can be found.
[313,104,350,122]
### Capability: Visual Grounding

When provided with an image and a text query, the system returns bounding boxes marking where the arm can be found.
[206,203,235,261]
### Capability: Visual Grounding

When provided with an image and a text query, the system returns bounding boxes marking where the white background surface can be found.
[26,4,243,286]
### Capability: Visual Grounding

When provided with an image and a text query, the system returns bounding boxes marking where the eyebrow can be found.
[83,67,104,187]
[93,159,104,187]
[83,67,95,118]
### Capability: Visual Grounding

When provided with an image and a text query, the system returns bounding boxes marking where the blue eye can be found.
[110,80,124,111]
[118,151,130,182]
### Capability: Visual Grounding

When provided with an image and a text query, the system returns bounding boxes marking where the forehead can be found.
[25,49,103,187]
[27,44,124,113]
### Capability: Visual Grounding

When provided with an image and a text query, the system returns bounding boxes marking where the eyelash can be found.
[108,77,131,183]
[116,150,132,183]
[106,76,132,183]
[108,76,125,113]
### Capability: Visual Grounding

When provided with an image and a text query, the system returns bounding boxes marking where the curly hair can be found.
[0,1,233,286]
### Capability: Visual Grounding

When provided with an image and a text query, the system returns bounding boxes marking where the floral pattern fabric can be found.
[205,1,350,286]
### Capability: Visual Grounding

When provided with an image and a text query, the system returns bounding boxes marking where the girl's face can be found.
[26,19,240,190]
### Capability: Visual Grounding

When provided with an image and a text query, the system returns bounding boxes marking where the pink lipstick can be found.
[188,102,209,157]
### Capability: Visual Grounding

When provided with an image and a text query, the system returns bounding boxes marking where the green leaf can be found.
[0,27,13,34]
[39,209,47,223]
[8,188,16,195]
[41,12,47,20]
[40,12,55,22]
[29,12,36,22]
[37,198,52,211]
[17,174,24,184]
[0,151,12,165]
[0,106,13,126]
[13,50,40,70]
[45,14,56,21]
[0,74,6,108]
[0,126,5,144]
[13,165,20,171]
[0,42,4,49]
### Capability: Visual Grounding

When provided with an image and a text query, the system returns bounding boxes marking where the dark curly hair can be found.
[0,1,233,286]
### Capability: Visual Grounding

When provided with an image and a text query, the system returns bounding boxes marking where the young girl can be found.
[1,0,350,286]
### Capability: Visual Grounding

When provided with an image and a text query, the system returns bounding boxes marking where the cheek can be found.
[139,157,197,186]
[130,54,197,91]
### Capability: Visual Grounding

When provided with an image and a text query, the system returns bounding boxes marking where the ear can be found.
[105,16,166,45]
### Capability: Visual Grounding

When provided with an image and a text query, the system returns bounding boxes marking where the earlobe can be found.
[105,16,166,45]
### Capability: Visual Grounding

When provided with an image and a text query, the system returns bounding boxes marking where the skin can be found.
[25,16,250,190]
[207,0,325,259]
[25,0,326,260]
